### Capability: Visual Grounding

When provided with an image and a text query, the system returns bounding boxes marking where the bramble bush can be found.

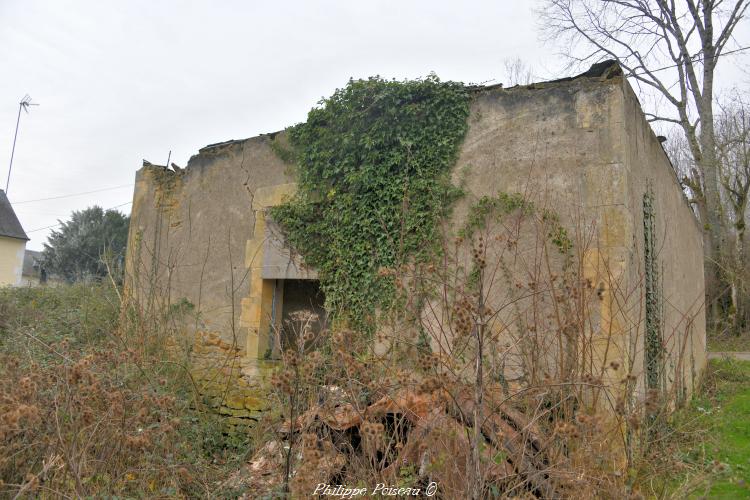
[0,284,248,498]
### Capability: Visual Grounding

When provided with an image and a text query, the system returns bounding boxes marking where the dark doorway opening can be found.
[277,279,326,352]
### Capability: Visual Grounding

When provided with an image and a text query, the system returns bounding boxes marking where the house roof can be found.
[0,189,29,241]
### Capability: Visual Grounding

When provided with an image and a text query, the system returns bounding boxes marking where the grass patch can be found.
[707,333,750,352]
[656,358,750,498]
[699,358,750,497]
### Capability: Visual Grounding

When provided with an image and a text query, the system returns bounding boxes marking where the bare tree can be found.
[502,57,535,86]
[716,94,750,331]
[538,0,748,322]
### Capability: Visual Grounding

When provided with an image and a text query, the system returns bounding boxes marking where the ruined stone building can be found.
[126,62,706,426]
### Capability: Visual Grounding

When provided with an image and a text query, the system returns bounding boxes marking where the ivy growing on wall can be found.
[460,193,573,255]
[460,192,531,239]
[643,185,663,393]
[270,75,470,330]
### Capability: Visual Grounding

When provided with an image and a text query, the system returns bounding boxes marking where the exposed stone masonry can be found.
[188,332,274,432]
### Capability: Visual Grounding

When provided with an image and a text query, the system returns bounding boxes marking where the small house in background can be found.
[21,249,47,286]
[0,189,28,286]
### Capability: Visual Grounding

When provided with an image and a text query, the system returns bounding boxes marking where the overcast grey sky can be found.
[1,1,748,250]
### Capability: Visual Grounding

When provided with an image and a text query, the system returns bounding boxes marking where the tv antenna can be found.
[5,94,39,193]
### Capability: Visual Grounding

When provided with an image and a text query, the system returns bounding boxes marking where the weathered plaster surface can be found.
[449,78,633,386]
[620,82,707,400]
[125,136,296,428]
[450,76,704,401]
[126,69,706,425]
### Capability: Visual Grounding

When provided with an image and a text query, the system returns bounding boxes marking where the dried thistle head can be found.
[289,310,319,323]
[332,329,354,347]
[271,370,293,395]
[452,295,476,337]
[417,352,438,372]
[614,399,626,415]
[627,413,641,430]
[418,374,446,394]
[282,349,299,367]
[302,432,318,449]
[305,350,323,368]
[396,369,413,388]
[361,421,385,444]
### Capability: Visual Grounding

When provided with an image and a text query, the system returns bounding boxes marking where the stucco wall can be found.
[125,136,295,427]
[620,82,707,401]
[442,77,632,387]
[444,76,705,398]
[127,137,295,345]
[126,70,706,417]
[0,236,26,286]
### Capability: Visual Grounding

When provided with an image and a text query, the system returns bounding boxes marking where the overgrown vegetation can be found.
[246,188,691,498]
[698,358,750,496]
[633,358,750,498]
[270,75,469,330]
[2,283,745,498]
[0,284,249,498]
[708,331,750,352]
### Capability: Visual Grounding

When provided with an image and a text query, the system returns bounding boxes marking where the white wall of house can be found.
[0,236,26,286]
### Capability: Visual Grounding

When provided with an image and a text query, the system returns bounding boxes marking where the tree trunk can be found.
[733,216,746,333]
[698,62,726,329]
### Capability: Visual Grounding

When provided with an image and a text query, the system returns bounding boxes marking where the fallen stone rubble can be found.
[228,384,562,497]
